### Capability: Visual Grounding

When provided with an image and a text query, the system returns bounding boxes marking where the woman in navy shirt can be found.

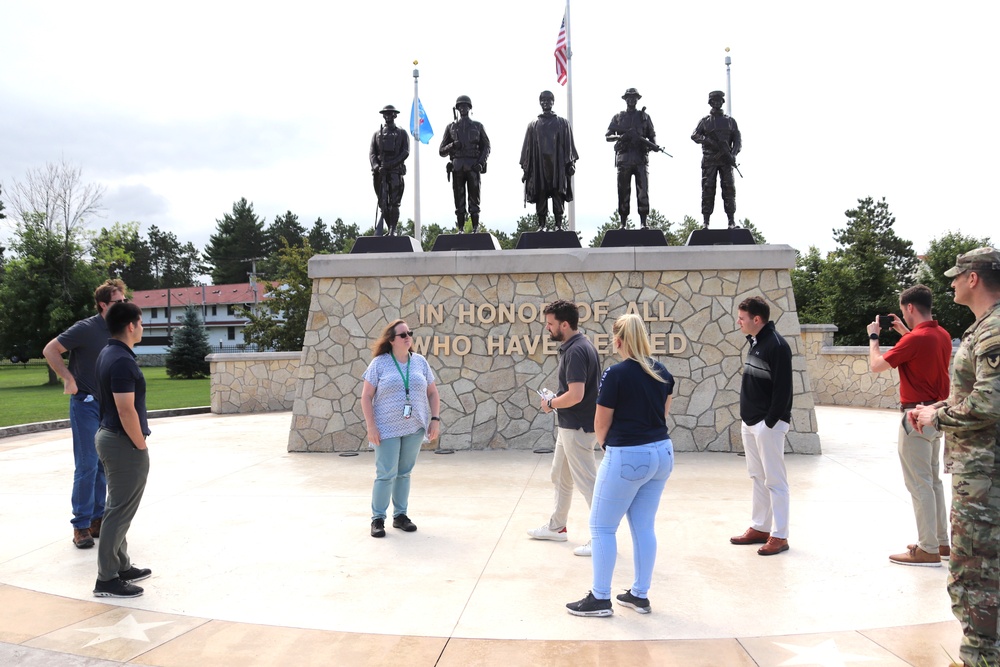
[567,313,675,617]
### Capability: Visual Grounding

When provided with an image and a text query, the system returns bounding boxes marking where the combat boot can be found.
[702,214,710,230]
[639,214,648,229]
[471,214,480,233]
[553,216,564,231]
[727,215,736,229]
[619,215,628,230]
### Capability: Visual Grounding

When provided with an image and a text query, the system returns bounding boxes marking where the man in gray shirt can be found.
[529,300,600,556]
[43,279,128,549]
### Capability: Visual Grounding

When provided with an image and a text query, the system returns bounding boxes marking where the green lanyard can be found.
[391,354,411,402]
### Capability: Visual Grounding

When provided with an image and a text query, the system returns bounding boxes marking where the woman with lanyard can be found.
[566,313,675,617]
[361,319,440,538]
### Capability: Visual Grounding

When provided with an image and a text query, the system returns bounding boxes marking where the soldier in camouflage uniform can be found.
[911,247,1000,667]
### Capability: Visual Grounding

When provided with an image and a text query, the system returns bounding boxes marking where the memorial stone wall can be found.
[288,245,820,454]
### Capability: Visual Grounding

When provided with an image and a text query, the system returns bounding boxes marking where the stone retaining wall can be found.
[207,352,302,414]
[799,324,955,409]
[287,245,821,455]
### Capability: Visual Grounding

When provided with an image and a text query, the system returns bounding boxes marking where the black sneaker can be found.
[119,566,152,583]
[392,514,417,532]
[371,518,386,538]
[616,589,651,614]
[93,577,143,598]
[566,592,613,617]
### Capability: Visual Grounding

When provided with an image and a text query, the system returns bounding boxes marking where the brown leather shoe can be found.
[757,537,789,556]
[907,543,949,560]
[90,517,102,539]
[73,528,94,549]
[730,527,770,545]
[891,546,941,567]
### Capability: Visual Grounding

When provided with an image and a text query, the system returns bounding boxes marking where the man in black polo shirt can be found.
[528,300,600,557]
[93,302,152,598]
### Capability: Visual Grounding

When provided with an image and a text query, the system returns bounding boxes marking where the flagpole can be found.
[725,47,732,116]
[412,62,422,242]
[565,0,575,232]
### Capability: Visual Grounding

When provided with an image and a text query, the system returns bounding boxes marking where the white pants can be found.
[741,420,790,539]
[548,427,598,531]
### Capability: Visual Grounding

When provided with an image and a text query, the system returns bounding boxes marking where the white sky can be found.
[1,1,996,262]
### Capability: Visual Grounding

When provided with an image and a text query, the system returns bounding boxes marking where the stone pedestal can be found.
[289,245,820,454]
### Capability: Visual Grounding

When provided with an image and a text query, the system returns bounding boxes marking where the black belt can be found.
[98,426,127,437]
[900,402,931,412]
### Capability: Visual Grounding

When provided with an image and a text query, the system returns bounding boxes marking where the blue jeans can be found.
[371,430,424,520]
[70,394,106,529]
[589,439,674,600]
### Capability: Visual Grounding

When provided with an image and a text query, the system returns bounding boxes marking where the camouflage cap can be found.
[944,247,1000,277]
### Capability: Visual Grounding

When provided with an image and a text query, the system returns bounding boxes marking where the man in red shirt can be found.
[868,284,953,566]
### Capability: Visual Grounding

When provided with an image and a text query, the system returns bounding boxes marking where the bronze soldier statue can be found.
[520,90,578,231]
[691,90,741,229]
[606,88,656,229]
[369,105,410,236]
[439,95,491,233]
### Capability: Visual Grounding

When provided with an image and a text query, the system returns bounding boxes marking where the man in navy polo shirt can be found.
[92,302,152,598]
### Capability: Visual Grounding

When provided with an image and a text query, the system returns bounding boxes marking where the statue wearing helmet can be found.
[439,95,491,233]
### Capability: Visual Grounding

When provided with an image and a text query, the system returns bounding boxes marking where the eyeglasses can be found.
[394,331,413,339]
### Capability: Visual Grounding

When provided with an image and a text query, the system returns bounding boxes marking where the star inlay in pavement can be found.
[774,638,880,667]
[75,614,174,647]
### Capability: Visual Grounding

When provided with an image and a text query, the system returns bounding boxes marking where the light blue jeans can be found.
[70,394,106,530]
[589,439,674,600]
[371,429,424,520]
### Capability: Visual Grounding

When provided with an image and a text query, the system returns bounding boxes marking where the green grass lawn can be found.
[0,366,209,427]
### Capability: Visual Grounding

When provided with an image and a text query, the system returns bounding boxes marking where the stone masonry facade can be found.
[286,246,821,454]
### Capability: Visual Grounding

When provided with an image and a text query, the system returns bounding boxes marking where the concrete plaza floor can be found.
[0,406,963,666]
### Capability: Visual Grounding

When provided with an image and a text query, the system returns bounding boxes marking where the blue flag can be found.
[410,98,434,144]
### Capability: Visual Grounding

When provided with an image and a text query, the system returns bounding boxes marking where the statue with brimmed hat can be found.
[691,90,741,229]
[369,104,410,236]
[439,94,491,233]
[606,87,658,229]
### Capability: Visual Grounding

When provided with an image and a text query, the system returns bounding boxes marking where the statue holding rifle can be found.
[691,90,742,229]
[606,87,671,230]
[369,104,410,236]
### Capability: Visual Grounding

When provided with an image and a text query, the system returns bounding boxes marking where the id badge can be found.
[403,404,412,419]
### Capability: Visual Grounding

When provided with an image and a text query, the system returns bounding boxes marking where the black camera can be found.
[878,315,893,329]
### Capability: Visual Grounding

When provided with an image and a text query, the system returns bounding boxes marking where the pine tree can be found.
[166,306,212,379]
[204,198,267,284]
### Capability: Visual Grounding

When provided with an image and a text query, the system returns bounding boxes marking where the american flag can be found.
[554,10,568,86]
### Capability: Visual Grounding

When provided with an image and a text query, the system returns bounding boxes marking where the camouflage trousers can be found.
[951,474,1000,666]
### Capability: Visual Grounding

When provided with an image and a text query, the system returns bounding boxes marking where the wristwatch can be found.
[430,416,440,421]
[869,333,880,340]
[547,398,553,409]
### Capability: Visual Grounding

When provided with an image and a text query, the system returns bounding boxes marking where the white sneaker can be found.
[527,524,568,541]
[573,540,592,557]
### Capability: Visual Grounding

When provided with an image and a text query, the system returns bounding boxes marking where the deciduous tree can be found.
[918,231,992,338]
